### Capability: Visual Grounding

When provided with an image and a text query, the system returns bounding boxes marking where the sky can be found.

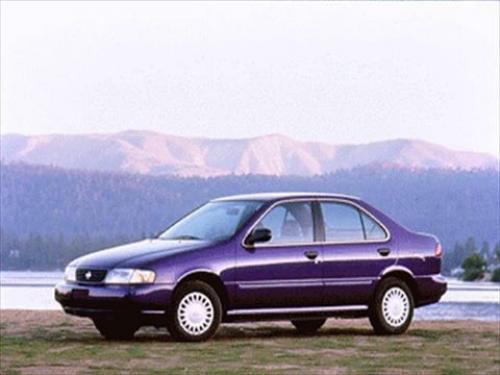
[1,1,499,156]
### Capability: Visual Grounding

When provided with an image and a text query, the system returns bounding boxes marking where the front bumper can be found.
[54,281,174,318]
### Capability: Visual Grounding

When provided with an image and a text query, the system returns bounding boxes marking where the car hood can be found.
[72,239,210,269]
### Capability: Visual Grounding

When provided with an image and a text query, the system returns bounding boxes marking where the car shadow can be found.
[91,324,376,343]
[49,321,376,344]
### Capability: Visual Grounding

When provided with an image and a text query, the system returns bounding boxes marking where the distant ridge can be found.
[1,131,497,176]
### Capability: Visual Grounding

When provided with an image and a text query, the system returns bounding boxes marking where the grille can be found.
[76,268,107,282]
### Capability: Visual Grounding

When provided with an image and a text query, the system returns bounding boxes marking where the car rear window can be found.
[360,211,387,240]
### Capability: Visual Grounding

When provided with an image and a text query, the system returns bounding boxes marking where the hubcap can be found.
[177,292,214,335]
[381,287,410,327]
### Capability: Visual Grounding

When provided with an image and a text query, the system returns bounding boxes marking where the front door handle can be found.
[377,248,391,256]
[304,250,319,260]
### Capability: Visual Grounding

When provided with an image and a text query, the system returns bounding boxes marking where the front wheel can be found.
[369,277,414,335]
[167,281,222,342]
[291,318,326,334]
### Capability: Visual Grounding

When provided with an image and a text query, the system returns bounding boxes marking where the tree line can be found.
[443,237,500,281]
[0,230,137,270]
[1,230,498,280]
[0,163,498,272]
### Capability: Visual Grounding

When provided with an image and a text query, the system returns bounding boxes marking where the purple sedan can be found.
[55,192,447,341]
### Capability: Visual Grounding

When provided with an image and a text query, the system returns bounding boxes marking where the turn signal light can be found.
[434,243,443,257]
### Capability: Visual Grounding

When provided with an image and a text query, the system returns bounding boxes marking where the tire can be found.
[369,277,414,335]
[93,317,139,340]
[167,280,222,342]
[291,318,326,335]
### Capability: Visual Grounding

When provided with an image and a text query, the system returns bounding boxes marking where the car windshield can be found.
[159,200,264,242]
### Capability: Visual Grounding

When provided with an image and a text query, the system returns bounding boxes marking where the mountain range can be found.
[1,131,497,176]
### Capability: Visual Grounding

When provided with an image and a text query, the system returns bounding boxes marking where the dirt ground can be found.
[0,310,499,374]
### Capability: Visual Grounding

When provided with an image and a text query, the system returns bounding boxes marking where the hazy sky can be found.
[1,1,499,155]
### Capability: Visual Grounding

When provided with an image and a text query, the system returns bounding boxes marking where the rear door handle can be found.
[304,250,319,260]
[377,248,391,256]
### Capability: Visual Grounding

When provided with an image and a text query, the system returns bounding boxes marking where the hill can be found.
[1,131,497,176]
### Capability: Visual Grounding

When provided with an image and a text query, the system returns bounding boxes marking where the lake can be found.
[1,271,498,320]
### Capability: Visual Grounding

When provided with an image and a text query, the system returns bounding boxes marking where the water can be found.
[1,271,499,320]
[0,271,63,310]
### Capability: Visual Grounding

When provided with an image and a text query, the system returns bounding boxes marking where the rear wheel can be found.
[369,277,414,335]
[93,317,139,340]
[291,318,326,334]
[167,281,222,342]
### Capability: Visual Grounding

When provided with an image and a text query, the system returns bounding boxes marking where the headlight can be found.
[64,265,77,282]
[105,269,156,284]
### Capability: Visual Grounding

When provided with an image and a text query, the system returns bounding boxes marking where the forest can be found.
[0,163,498,272]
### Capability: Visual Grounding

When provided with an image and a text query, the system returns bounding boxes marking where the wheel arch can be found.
[174,270,229,312]
[377,266,419,303]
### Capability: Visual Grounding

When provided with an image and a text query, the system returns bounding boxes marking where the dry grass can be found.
[1,310,499,375]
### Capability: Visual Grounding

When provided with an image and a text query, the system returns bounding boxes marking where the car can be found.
[55,192,447,341]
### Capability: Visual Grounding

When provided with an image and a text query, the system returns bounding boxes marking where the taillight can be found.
[434,242,442,257]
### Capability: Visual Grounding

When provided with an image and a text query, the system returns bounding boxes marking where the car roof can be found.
[212,192,360,203]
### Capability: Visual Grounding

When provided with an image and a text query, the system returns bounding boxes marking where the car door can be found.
[318,200,397,306]
[234,200,324,308]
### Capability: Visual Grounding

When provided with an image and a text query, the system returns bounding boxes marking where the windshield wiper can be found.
[168,235,202,241]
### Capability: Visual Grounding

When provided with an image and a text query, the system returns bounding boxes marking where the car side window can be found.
[320,202,365,242]
[361,211,387,240]
[257,202,314,244]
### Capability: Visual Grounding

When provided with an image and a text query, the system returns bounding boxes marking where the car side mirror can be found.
[246,228,272,246]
